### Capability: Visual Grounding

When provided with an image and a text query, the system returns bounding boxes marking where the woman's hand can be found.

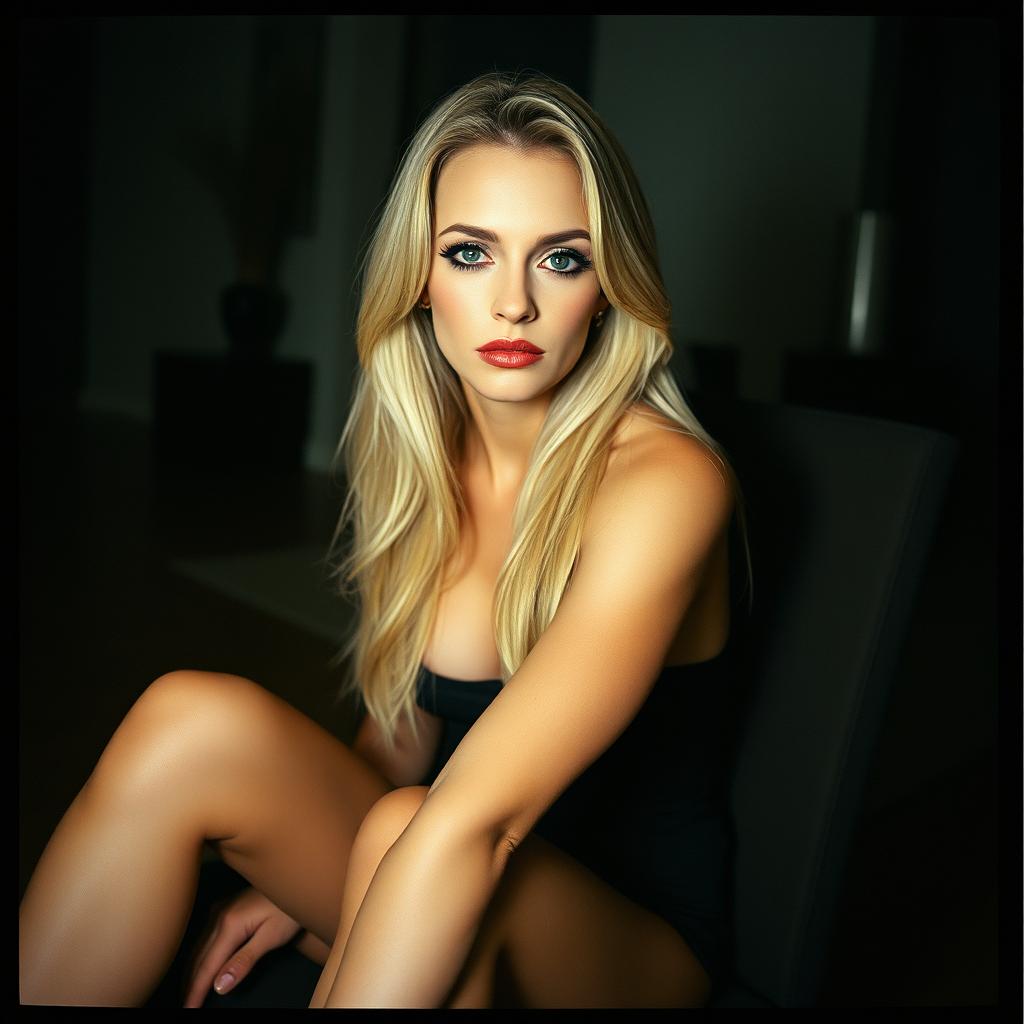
[182,885,304,1007]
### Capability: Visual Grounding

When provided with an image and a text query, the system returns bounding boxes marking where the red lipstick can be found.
[475,338,545,369]
[476,339,545,353]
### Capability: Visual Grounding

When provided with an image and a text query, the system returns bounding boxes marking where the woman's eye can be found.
[544,251,581,273]
[438,243,490,270]
[456,244,487,267]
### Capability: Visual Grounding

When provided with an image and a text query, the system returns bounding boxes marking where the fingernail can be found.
[214,972,235,993]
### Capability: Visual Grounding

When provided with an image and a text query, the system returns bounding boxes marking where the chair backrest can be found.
[692,395,960,1007]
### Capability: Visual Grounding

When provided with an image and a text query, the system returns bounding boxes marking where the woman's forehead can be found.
[434,146,587,234]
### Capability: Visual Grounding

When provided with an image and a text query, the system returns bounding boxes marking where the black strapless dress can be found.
[415,627,738,1002]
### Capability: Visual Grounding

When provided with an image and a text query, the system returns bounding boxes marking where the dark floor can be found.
[19,408,999,1007]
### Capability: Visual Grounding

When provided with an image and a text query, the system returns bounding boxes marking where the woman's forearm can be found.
[321,812,506,1008]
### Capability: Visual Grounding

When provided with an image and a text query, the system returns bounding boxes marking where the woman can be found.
[19,69,752,1008]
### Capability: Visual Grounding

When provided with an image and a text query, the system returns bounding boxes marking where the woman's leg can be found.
[19,670,393,1007]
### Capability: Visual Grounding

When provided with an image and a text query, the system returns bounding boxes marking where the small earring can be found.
[593,309,605,327]
[420,300,431,310]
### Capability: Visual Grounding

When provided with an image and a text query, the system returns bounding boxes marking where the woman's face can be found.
[423,143,607,405]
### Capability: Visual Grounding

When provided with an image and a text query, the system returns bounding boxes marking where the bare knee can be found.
[146,668,258,709]
[354,786,430,854]
[87,669,269,804]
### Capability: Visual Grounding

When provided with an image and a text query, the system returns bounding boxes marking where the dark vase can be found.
[219,282,289,361]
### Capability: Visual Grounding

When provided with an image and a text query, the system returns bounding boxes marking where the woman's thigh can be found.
[90,669,394,949]
[491,830,711,1007]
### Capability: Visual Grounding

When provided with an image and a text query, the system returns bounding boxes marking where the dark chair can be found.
[692,395,960,1006]
[148,396,960,1008]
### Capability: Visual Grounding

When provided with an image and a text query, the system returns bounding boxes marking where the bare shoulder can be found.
[587,402,733,548]
[608,401,730,486]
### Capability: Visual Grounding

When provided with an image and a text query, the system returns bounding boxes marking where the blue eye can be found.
[437,241,592,278]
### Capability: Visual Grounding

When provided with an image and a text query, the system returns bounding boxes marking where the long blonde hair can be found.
[326,69,753,756]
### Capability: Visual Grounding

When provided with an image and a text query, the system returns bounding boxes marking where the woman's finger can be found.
[182,924,258,1008]
[182,891,237,986]
[183,920,220,990]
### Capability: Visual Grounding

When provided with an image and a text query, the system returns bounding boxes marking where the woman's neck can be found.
[461,388,552,502]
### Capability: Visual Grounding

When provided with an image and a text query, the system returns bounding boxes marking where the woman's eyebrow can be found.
[438,223,591,248]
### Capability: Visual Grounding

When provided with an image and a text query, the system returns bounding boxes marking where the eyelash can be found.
[437,240,593,278]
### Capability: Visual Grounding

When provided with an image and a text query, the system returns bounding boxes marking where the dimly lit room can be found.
[19,14,1011,1008]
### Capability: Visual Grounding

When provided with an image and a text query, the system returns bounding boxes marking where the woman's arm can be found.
[317,800,506,1008]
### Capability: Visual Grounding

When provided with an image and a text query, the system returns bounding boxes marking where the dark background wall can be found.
[18,12,1014,814]
[18,16,1005,447]
[19,16,94,419]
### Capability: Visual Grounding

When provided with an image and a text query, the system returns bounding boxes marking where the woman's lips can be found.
[477,350,544,368]
[476,339,544,353]
[475,339,544,368]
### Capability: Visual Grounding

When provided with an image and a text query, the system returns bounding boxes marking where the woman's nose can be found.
[491,274,535,326]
